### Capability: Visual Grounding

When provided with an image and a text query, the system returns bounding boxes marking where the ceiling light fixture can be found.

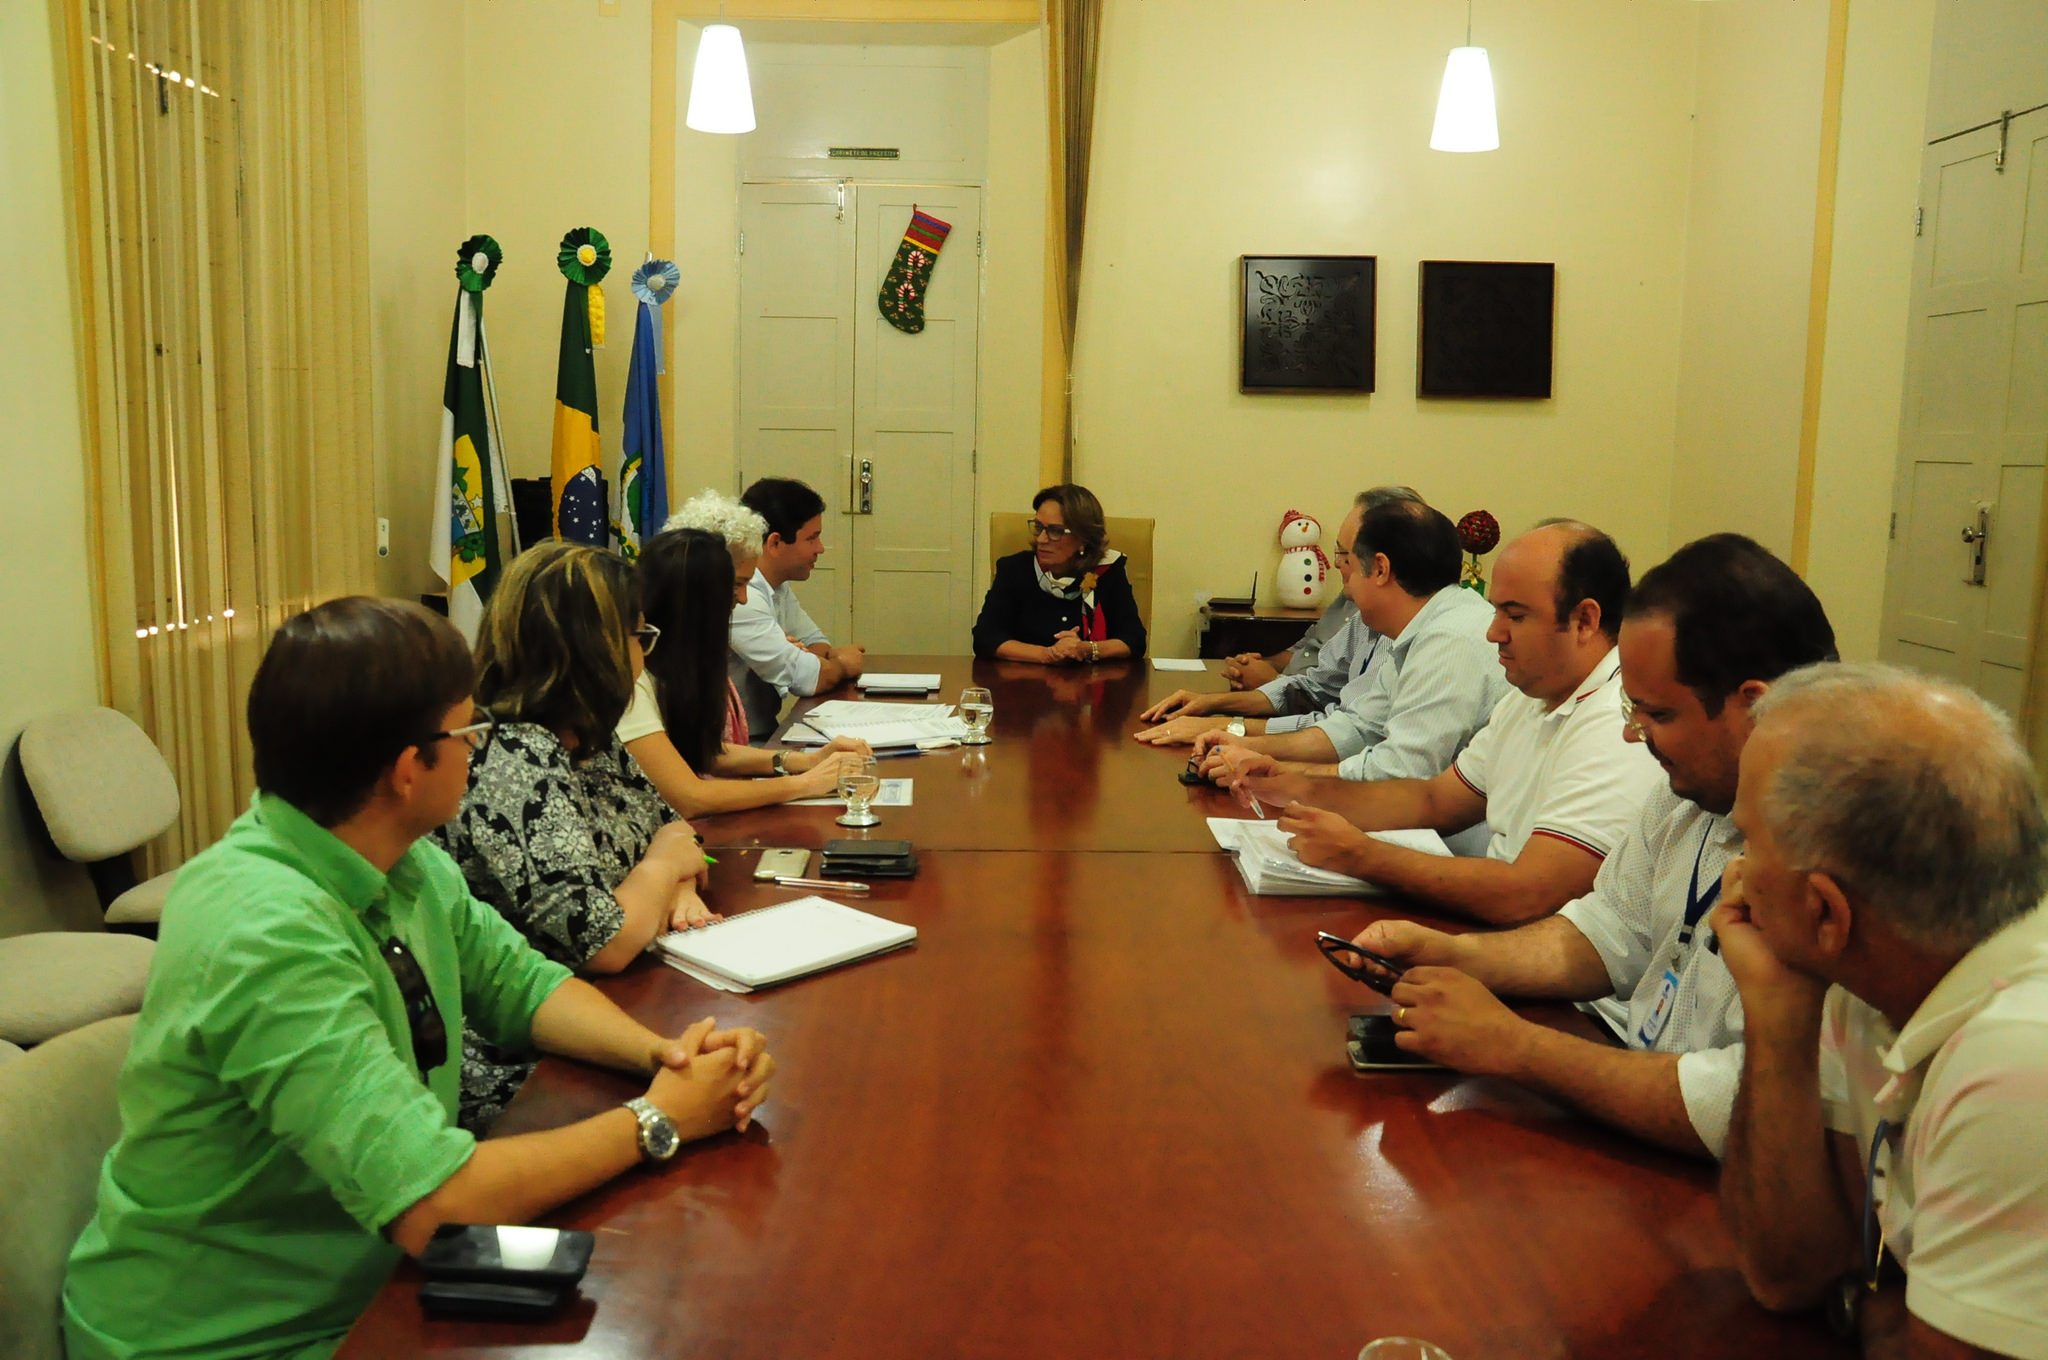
[1430,0,1499,153]
[685,22,756,135]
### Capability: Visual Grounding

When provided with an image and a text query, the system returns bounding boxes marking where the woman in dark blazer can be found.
[972,483,1147,663]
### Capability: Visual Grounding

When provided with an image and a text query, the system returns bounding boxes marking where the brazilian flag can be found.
[552,227,610,544]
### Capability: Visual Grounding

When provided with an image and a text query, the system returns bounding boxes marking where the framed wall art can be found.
[1240,255,1376,393]
[1417,260,1555,399]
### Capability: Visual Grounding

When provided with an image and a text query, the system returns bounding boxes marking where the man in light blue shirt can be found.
[730,478,867,739]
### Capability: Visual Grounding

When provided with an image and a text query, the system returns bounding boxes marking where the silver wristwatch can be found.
[1225,718,1248,738]
[625,1096,680,1162]
[771,751,789,776]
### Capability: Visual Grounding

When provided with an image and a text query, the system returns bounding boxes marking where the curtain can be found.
[62,0,376,870]
[1041,0,1101,484]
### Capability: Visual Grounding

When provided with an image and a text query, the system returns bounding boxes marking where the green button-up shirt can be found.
[63,793,572,1360]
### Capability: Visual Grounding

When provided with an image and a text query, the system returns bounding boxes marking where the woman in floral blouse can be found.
[435,540,717,1129]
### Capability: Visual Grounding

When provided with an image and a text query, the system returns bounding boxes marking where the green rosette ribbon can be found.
[455,234,502,293]
[557,227,612,285]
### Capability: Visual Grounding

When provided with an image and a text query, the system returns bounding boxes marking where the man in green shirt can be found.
[63,597,775,1360]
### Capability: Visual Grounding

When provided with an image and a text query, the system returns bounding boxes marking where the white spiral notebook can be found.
[654,896,917,994]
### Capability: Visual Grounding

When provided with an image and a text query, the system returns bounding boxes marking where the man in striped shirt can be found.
[1227,521,1658,925]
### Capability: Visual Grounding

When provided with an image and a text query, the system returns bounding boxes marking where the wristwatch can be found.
[771,751,789,776]
[625,1096,680,1162]
[1225,718,1248,738]
[1087,641,1101,663]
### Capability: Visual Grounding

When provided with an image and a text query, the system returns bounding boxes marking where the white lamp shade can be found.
[685,23,755,134]
[1430,46,1499,153]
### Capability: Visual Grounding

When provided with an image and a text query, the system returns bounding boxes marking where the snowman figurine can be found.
[1274,509,1329,606]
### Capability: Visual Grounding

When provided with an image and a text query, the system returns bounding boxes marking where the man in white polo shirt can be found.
[1229,521,1657,925]
[1331,534,1840,1157]
[1714,663,2048,1358]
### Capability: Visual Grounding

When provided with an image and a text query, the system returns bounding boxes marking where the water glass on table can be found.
[1359,1340,1453,1360]
[835,753,882,828]
[960,687,994,745]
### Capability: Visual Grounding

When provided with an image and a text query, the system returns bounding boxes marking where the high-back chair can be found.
[20,708,181,928]
[0,1013,136,1360]
[988,513,1155,637]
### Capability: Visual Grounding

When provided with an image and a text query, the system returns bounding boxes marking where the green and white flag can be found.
[431,236,516,640]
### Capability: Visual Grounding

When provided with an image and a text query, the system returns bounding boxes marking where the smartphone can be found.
[1347,1013,1444,1072]
[416,1224,594,1290]
[754,847,812,881]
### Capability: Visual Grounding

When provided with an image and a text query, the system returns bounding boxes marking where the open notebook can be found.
[654,896,917,994]
[1208,817,1450,896]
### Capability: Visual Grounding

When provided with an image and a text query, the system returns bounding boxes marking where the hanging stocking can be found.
[877,207,953,334]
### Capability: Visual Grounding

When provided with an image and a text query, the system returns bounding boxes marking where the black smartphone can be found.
[417,1279,568,1320]
[1178,755,1208,786]
[416,1223,594,1291]
[1347,1013,1443,1071]
[1315,930,1404,995]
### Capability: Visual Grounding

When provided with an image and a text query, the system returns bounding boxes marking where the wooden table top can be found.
[340,658,1846,1359]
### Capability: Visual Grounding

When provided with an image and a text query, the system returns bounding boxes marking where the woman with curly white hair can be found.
[614,490,869,819]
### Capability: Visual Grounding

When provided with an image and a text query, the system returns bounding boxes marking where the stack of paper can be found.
[857,673,942,695]
[1207,817,1450,896]
[655,896,917,994]
[784,699,969,749]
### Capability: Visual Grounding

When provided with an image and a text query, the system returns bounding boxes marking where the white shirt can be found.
[1450,651,1660,864]
[1331,585,1509,777]
[1557,784,1746,1155]
[1260,603,1387,735]
[1818,905,2048,1359]
[728,567,830,739]
[617,670,665,745]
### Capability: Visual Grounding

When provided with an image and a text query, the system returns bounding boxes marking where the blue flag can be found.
[613,300,669,559]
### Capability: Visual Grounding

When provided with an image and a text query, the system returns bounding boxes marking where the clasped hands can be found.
[645,1016,777,1138]
[649,821,722,932]
[1044,627,1093,665]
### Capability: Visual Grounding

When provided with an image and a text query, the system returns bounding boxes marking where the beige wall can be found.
[1,0,112,934]
[1805,0,1938,660]
[669,21,742,502]
[1073,0,1700,654]
[1667,0,1830,559]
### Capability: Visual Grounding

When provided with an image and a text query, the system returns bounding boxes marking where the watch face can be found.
[645,1113,680,1160]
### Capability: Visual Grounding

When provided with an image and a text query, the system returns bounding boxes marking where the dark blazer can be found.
[972,551,1148,659]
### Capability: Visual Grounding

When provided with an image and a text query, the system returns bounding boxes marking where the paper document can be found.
[858,673,942,694]
[787,778,914,808]
[1208,817,1450,897]
[1151,658,1208,672]
[785,699,968,748]
[655,896,917,993]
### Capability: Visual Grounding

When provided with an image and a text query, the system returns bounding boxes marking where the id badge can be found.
[1636,968,1681,1047]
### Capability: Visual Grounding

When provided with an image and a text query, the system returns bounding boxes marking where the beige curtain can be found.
[1041,0,1101,485]
[61,0,376,869]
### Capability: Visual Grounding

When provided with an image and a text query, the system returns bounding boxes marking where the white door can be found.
[1879,108,2048,717]
[738,181,982,653]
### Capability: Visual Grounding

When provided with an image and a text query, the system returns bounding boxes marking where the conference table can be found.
[340,657,1848,1360]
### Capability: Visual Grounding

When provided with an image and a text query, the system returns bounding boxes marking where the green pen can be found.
[692,831,717,866]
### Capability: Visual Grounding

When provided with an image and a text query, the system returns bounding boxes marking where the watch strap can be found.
[624,1095,679,1162]
[771,751,789,776]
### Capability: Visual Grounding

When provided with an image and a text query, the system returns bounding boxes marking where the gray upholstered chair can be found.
[0,931,153,1053]
[20,707,181,928]
[0,1013,135,1360]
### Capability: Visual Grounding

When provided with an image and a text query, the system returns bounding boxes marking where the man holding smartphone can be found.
[1331,535,1835,1158]
[64,598,776,1360]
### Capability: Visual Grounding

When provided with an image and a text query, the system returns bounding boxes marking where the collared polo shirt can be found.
[1450,651,1659,864]
[1818,905,2048,1359]
[729,566,831,739]
[1557,784,1746,1155]
[1331,585,1508,779]
[64,794,571,1360]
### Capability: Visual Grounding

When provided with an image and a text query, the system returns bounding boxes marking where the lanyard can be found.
[1675,823,1722,950]
[1352,635,1379,681]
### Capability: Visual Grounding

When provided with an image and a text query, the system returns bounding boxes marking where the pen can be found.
[875,746,922,759]
[773,875,872,894]
[693,831,718,864]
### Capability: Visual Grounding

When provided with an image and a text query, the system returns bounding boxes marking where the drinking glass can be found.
[960,686,994,745]
[1359,1340,1453,1360]
[835,754,882,828]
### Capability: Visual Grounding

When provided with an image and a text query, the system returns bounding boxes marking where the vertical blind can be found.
[64,0,376,868]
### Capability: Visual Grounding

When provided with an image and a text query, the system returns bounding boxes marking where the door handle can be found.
[1961,503,1990,585]
[857,458,873,514]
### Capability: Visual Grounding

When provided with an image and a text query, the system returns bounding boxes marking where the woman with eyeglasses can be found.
[619,507,871,819]
[972,482,1147,663]
[434,540,718,1129]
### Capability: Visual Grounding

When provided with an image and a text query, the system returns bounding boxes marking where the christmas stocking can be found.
[877,207,953,334]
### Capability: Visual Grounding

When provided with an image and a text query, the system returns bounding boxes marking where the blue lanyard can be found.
[1676,824,1722,950]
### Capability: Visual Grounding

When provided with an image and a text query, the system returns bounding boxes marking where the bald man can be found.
[1229,522,1660,925]
[1715,664,2048,1357]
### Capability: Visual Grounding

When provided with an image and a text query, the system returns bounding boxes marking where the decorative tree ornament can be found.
[877,206,952,334]
[455,234,502,293]
[1457,509,1501,596]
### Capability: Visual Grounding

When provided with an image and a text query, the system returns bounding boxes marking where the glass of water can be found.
[1359,1341,1453,1360]
[960,686,994,745]
[835,753,882,828]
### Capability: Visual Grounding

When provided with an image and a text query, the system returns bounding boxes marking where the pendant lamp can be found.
[1429,1,1498,153]
[685,23,755,134]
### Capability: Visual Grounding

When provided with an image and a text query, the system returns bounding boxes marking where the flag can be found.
[552,227,612,545]
[431,270,514,641]
[613,292,671,559]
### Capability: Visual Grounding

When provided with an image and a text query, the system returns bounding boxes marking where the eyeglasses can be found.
[428,707,497,758]
[631,623,662,657]
[379,936,447,1076]
[1026,520,1072,542]
[1619,690,1652,742]
[1315,931,1405,996]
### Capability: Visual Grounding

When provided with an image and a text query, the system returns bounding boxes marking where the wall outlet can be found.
[376,516,390,558]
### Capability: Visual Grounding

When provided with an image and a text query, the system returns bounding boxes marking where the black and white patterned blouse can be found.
[432,721,674,1130]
